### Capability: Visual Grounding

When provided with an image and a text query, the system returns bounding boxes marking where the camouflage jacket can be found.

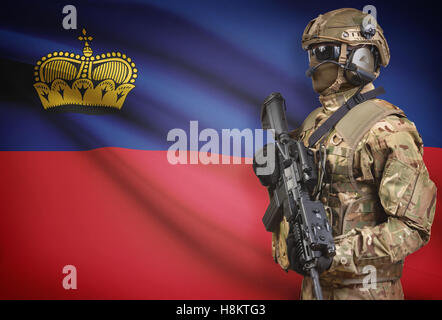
[272,83,437,287]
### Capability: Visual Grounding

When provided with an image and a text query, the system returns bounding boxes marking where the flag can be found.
[0,0,441,299]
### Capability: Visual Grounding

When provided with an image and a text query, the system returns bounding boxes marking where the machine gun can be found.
[253,92,336,300]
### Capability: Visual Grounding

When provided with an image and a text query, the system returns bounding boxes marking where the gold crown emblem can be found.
[33,29,138,111]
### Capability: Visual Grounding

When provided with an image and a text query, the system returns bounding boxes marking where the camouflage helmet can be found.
[302,8,390,67]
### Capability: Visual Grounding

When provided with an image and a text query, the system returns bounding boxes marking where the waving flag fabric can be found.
[0,0,441,299]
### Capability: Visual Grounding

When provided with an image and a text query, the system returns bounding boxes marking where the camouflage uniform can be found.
[271,9,437,300]
[297,83,436,299]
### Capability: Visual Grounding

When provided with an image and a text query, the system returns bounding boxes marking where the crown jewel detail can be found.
[33,29,138,111]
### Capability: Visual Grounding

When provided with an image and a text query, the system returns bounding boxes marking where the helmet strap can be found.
[321,43,348,96]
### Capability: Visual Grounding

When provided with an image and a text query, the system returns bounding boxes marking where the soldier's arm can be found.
[325,115,437,276]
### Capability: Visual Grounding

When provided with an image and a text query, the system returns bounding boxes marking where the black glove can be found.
[286,233,333,276]
[316,255,333,274]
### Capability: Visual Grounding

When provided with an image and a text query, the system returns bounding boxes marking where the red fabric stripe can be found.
[0,147,440,299]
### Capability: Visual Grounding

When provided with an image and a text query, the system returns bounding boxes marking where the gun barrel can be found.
[310,268,323,300]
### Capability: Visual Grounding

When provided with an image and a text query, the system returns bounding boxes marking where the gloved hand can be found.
[316,255,333,274]
[286,233,333,276]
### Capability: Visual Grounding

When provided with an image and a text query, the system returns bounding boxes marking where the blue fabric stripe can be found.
[0,0,440,151]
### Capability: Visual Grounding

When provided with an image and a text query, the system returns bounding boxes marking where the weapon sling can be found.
[308,87,386,148]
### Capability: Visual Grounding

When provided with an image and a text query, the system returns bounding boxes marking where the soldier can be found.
[270,8,437,299]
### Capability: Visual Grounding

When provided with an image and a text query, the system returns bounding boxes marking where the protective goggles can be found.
[308,44,341,62]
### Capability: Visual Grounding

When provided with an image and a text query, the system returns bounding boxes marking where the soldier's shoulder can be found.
[368,99,416,133]
[366,99,421,145]
[289,107,322,139]
[300,107,322,132]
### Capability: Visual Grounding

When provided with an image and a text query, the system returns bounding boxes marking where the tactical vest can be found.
[292,98,405,286]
